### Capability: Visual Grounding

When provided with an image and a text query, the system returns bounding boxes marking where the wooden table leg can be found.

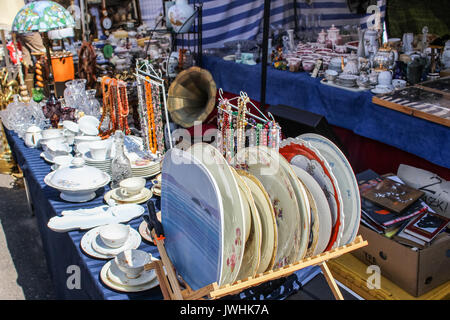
[320,261,344,300]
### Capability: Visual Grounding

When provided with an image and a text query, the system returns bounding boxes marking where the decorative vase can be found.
[111,131,133,189]
[167,0,195,33]
[357,28,366,58]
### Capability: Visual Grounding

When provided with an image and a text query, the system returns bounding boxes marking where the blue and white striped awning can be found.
[140,0,386,48]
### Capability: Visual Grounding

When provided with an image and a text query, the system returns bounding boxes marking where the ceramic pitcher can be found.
[25,125,42,148]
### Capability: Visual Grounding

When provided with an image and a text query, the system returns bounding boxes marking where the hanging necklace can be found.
[144,77,157,154]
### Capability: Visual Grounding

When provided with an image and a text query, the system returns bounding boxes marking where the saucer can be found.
[151,186,161,197]
[101,259,159,292]
[107,256,157,286]
[138,213,162,243]
[111,188,152,203]
[40,152,55,164]
[80,226,141,259]
[104,188,152,205]
[91,228,141,256]
[371,87,393,95]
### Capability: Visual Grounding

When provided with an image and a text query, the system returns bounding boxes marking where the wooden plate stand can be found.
[144,229,368,300]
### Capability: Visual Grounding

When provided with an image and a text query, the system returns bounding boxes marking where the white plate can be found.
[40,152,55,164]
[237,170,277,274]
[81,226,141,259]
[259,146,310,262]
[300,133,360,245]
[189,143,246,286]
[292,166,332,255]
[234,170,263,280]
[234,146,299,269]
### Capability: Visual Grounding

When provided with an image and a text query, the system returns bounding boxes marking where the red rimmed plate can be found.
[279,140,344,251]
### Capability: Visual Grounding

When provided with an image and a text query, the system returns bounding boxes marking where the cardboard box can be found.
[353,225,450,297]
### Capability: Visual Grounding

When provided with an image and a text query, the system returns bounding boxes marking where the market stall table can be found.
[3,128,318,300]
[202,55,450,170]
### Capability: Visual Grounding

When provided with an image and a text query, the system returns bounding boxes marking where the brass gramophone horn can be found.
[167,66,216,128]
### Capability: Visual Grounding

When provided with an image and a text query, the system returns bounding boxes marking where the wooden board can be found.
[372,86,450,127]
[415,76,450,99]
[147,234,368,300]
[327,253,450,300]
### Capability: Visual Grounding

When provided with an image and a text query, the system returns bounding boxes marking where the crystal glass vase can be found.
[110,131,133,189]
[63,79,87,111]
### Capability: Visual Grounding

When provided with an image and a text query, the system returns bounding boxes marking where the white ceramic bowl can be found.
[53,155,74,169]
[114,249,151,279]
[40,136,66,149]
[42,128,64,140]
[89,140,108,160]
[78,115,100,128]
[63,121,79,134]
[74,135,101,145]
[79,121,99,136]
[43,141,72,158]
[99,224,131,248]
[44,158,110,202]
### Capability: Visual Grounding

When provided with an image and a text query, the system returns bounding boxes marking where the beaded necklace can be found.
[99,77,117,139]
[118,81,131,135]
[144,77,157,154]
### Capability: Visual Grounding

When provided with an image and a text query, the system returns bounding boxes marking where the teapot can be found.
[327,25,341,46]
[343,53,359,75]
[364,29,379,57]
[317,29,327,44]
[25,125,42,148]
[373,43,398,71]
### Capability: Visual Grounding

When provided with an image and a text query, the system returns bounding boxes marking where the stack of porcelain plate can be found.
[160,137,361,291]
[83,151,112,176]
[130,159,162,178]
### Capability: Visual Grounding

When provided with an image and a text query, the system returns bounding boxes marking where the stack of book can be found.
[357,170,450,249]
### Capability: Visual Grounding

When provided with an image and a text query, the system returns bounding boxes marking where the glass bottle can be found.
[235,43,242,63]
[85,89,102,119]
[43,90,61,128]
[110,130,133,189]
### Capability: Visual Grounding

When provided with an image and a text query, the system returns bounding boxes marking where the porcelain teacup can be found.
[119,177,146,198]
[115,249,151,279]
[392,79,407,90]
[378,70,393,86]
[325,69,338,83]
[89,140,108,160]
[99,223,131,248]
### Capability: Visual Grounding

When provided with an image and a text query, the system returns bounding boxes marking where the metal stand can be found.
[135,59,173,152]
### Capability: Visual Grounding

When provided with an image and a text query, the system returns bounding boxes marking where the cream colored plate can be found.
[234,170,262,280]
[236,170,277,274]
[107,256,157,287]
[111,187,152,203]
[104,188,152,205]
[138,212,162,243]
[234,146,299,269]
[100,258,159,292]
[259,146,310,263]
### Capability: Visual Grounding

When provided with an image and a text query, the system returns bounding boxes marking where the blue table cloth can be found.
[202,55,450,169]
[4,128,318,300]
